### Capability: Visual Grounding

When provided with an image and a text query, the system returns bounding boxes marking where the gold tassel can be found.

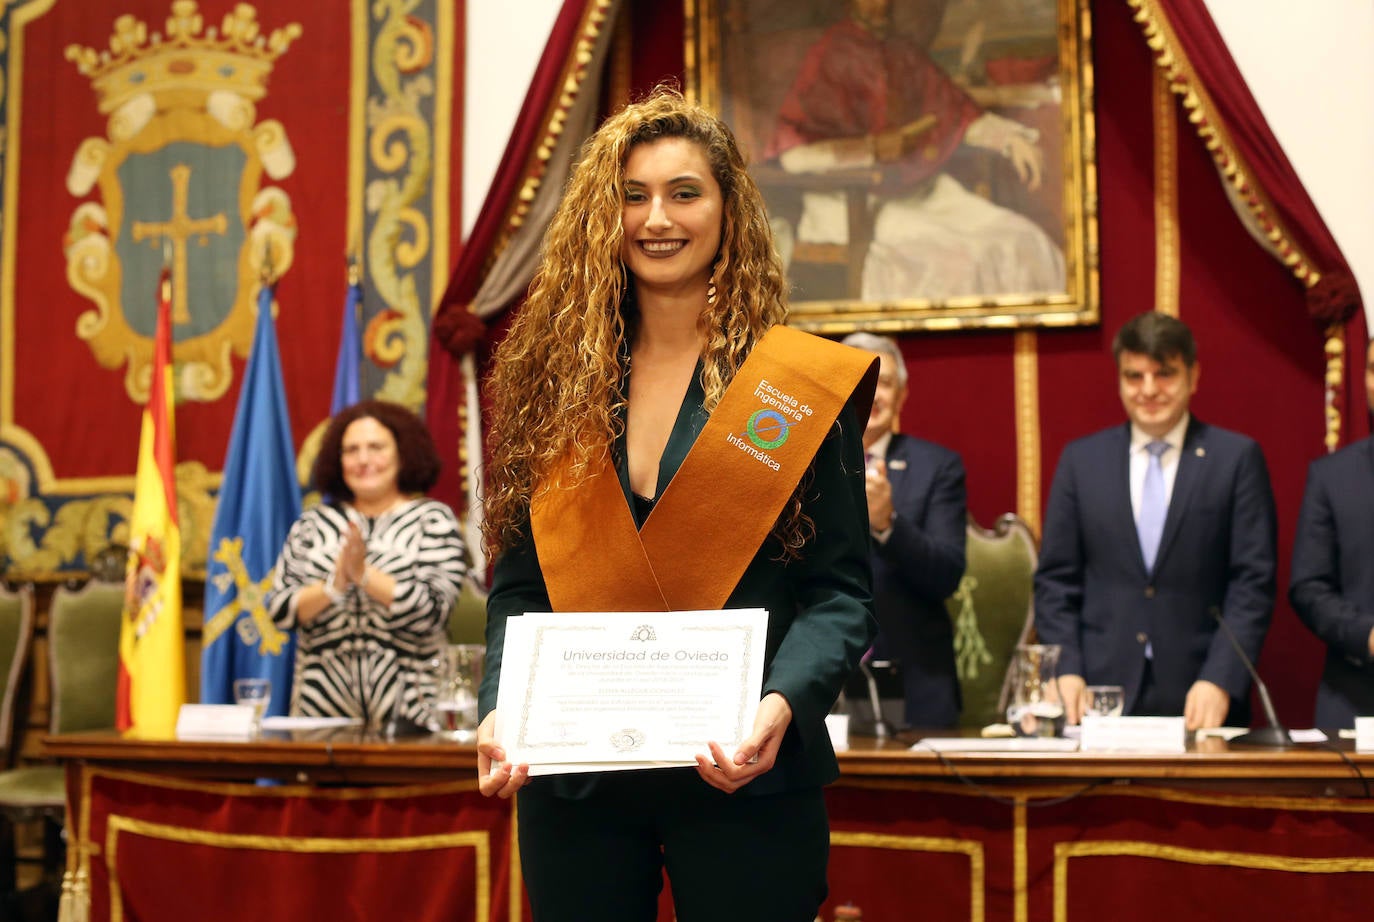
[57,869,74,922]
[74,865,90,922]
[57,845,91,922]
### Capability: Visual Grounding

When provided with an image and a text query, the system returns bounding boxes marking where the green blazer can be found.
[480,369,876,797]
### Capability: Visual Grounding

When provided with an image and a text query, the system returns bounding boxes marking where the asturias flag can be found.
[117,268,186,735]
[331,274,362,414]
[201,283,302,716]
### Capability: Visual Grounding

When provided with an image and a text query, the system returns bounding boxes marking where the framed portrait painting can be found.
[686,0,1098,333]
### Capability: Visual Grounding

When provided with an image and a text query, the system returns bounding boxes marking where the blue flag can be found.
[201,284,302,715]
[331,280,362,414]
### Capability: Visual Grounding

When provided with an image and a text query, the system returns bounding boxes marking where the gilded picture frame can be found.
[685,0,1099,333]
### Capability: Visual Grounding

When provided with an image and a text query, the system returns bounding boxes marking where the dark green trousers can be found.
[516,768,829,922]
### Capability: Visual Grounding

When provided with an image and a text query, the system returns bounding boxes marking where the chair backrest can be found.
[49,581,124,734]
[0,584,35,762]
[447,577,488,647]
[945,514,1038,729]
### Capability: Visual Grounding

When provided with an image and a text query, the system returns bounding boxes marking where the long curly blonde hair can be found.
[483,87,802,559]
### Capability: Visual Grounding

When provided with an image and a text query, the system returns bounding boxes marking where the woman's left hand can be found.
[695,692,792,794]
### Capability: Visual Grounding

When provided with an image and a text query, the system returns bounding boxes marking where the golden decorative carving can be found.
[62,1,301,404]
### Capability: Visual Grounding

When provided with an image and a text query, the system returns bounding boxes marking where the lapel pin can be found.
[888,459,907,470]
[1195,447,1205,458]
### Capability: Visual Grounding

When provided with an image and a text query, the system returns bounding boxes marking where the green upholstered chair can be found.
[0,579,124,906]
[0,585,35,768]
[0,584,48,814]
[447,576,488,647]
[945,514,1038,729]
[0,583,43,905]
[0,580,124,823]
[48,581,123,735]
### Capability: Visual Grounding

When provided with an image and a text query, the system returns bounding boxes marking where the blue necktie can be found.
[1138,440,1169,571]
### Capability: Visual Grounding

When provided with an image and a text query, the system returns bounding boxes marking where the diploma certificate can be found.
[494,609,767,774]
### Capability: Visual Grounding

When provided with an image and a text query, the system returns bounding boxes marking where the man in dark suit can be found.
[842,333,967,727]
[1034,312,1276,729]
[1290,336,1374,728]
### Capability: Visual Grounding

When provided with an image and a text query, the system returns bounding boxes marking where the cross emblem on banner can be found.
[132,163,228,324]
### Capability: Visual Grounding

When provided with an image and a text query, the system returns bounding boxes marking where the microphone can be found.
[1210,607,1292,748]
[858,658,895,740]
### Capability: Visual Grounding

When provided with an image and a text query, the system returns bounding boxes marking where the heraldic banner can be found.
[0,0,461,578]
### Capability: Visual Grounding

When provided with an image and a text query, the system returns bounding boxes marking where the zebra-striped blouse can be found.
[268,498,468,730]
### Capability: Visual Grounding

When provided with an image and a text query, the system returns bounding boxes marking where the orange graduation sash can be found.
[531,326,878,613]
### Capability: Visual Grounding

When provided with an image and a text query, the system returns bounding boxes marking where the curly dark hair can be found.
[312,400,442,501]
[483,86,792,559]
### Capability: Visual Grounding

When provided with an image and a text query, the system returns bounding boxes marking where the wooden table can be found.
[46,726,481,785]
[44,727,1374,790]
[43,730,1374,921]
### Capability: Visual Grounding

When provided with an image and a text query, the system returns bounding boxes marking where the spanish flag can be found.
[116,268,186,735]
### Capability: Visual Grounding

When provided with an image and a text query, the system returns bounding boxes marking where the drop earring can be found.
[706,276,718,306]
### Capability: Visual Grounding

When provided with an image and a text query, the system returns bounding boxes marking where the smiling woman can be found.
[619,137,724,299]
[474,87,878,922]
[267,400,468,732]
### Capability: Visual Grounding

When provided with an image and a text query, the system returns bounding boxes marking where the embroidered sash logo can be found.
[725,377,817,471]
[746,409,791,450]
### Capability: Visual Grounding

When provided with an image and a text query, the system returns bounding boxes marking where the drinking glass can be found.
[233,677,272,731]
[433,644,484,742]
[1085,685,1125,718]
[1005,644,1064,737]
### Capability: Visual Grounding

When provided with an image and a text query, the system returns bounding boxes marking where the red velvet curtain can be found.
[427,0,619,516]
[1141,0,1360,324]
[1133,0,1364,448]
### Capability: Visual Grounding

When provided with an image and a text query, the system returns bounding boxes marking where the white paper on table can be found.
[1287,728,1328,743]
[913,736,1080,753]
[495,609,767,773]
[260,716,364,731]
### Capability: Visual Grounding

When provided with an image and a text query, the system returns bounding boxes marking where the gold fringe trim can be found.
[1324,322,1344,452]
[1127,0,1320,290]
[1054,839,1374,921]
[1014,797,1029,922]
[1152,67,1180,317]
[510,796,523,922]
[831,831,985,922]
[1058,838,1374,872]
[1013,332,1041,537]
[105,816,490,922]
[483,0,616,276]
[83,765,481,801]
[834,775,1374,814]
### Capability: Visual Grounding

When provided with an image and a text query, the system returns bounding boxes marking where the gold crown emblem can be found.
[65,1,301,115]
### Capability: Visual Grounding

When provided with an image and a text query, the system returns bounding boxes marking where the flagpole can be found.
[116,242,186,735]
[332,252,363,414]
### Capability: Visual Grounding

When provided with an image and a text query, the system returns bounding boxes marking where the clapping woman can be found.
[269,400,468,730]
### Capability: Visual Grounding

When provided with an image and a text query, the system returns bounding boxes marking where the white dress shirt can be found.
[1129,414,1190,527]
